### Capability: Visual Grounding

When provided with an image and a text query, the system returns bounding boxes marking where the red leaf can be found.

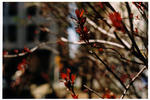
[75,9,80,18]
[109,12,124,31]
[93,43,96,47]
[66,68,71,79]
[83,26,88,33]
[80,17,86,25]
[76,27,82,34]
[75,9,84,18]
[3,51,8,55]
[99,2,103,8]
[111,65,116,70]
[24,47,31,53]
[136,15,139,20]
[22,50,24,53]
[17,63,25,71]
[71,74,76,84]
[14,49,19,53]
[17,64,23,70]
[71,94,78,99]
[135,28,138,34]
[120,74,128,83]
[99,48,103,52]
[22,59,26,64]
[67,68,71,74]
[61,73,67,79]
[79,9,84,18]
[57,40,65,46]
[83,89,89,92]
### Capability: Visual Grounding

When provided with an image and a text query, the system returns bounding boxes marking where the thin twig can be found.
[90,51,127,89]
[3,42,57,58]
[120,66,147,99]
[86,18,131,49]
[105,2,148,67]
[3,37,124,58]
[105,48,145,65]
[61,37,124,48]
[83,85,103,98]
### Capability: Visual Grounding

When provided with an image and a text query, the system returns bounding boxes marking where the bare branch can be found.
[61,37,124,48]
[120,66,147,99]
[3,42,58,58]
[83,85,103,98]
[86,18,131,48]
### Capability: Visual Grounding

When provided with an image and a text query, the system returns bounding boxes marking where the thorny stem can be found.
[120,66,147,99]
[83,85,103,98]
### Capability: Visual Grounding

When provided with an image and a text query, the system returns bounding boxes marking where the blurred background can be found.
[3,2,148,99]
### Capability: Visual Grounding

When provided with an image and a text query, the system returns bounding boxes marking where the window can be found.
[3,2,8,16]
[8,24,17,42]
[3,25,6,42]
[26,6,37,16]
[8,2,18,16]
[26,24,37,42]
[39,31,49,42]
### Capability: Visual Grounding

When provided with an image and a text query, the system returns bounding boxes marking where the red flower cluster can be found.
[57,40,65,46]
[61,68,78,99]
[99,2,103,9]
[99,48,103,52]
[75,9,84,19]
[14,49,19,53]
[135,28,138,34]
[102,89,116,99]
[75,9,89,44]
[3,51,8,55]
[61,68,76,89]
[24,47,31,53]
[120,74,128,83]
[71,94,78,99]
[109,12,124,32]
[17,59,27,73]
[133,2,143,10]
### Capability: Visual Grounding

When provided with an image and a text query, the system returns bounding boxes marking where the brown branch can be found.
[105,2,148,67]
[3,42,58,58]
[86,2,111,27]
[120,66,147,99]
[61,37,124,48]
[104,48,145,65]
[90,51,127,89]
[83,85,103,98]
[86,18,131,49]
[86,4,131,50]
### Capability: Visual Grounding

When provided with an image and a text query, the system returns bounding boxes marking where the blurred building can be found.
[3,2,70,87]
[3,2,60,86]
[3,2,50,49]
